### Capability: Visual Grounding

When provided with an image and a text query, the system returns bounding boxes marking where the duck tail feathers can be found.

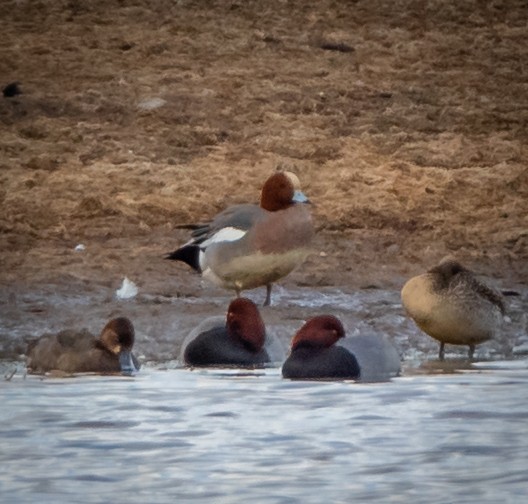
[165,245,202,272]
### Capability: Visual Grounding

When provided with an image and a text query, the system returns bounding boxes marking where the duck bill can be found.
[119,350,138,374]
[293,190,311,204]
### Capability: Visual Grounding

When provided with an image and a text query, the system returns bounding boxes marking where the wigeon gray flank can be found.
[401,259,505,360]
[282,315,401,381]
[26,317,140,375]
[166,171,313,305]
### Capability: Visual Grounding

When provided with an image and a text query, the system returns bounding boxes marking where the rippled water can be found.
[2,364,528,503]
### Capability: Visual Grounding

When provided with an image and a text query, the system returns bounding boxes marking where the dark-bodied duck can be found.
[26,317,140,375]
[282,315,401,381]
[401,259,505,360]
[166,171,313,306]
[181,298,272,368]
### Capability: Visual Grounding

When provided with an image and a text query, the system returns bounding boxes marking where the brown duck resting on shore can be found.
[401,259,505,360]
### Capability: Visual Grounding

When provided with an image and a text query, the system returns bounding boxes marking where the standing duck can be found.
[282,315,401,381]
[401,259,505,360]
[166,171,313,306]
[26,317,140,374]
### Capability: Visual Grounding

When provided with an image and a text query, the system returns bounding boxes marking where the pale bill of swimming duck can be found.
[401,259,505,360]
[26,317,140,375]
[166,171,314,306]
[181,298,277,368]
[281,315,401,381]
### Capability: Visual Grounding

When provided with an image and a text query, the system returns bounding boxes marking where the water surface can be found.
[2,364,528,503]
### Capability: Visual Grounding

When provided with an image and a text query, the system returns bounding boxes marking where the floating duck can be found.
[282,315,400,381]
[26,317,140,374]
[181,298,272,368]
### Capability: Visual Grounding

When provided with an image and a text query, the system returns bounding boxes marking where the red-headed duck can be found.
[26,317,140,375]
[282,315,401,381]
[166,171,313,306]
[181,298,272,368]
[401,259,505,360]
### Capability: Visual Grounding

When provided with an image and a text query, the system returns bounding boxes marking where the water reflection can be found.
[1,363,528,503]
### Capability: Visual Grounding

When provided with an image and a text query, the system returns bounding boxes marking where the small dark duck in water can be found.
[26,317,140,374]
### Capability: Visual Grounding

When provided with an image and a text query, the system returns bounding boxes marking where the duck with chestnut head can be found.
[181,298,273,368]
[282,315,400,382]
[166,171,313,306]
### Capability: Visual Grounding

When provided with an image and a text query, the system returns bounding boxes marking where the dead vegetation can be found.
[1,0,527,287]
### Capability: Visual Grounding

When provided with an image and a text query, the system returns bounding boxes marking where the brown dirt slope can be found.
[1,0,527,289]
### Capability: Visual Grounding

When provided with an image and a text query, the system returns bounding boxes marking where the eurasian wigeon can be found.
[181,298,272,368]
[26,317,140,374]
[281,315,401,381]
[401,259,506,360]
[166,171,313,306]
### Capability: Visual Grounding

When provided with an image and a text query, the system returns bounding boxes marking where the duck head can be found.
[226,298,266,353]
[291,315,346,351]
[260,172,310,211]
[98,317,138,373]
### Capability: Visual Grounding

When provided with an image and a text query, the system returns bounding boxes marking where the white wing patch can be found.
[201,227,247,247]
